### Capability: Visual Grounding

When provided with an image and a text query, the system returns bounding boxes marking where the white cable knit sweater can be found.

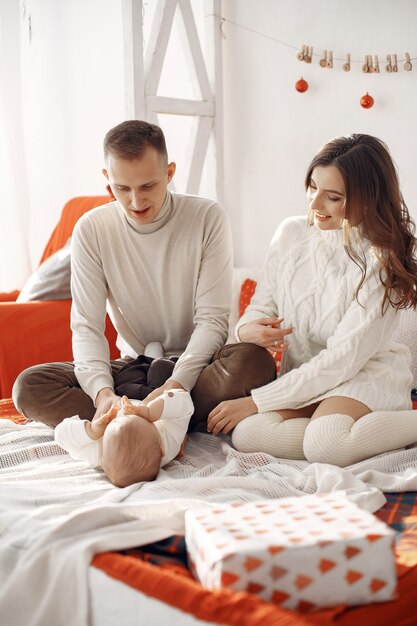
[237,216,413,414]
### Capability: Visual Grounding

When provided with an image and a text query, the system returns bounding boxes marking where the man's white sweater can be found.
[71,192,233,403]
[237,216,413,414]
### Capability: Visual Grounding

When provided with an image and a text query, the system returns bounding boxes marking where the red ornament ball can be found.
[360,93,374,109]
[295,78,309,93]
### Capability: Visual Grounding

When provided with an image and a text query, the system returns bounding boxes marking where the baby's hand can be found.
[85,405,118,440]
[121,396,150,419]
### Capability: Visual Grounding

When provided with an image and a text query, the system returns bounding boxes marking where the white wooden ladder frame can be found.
[121,0,224,203]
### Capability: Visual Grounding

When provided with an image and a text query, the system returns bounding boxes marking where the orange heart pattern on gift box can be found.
[185,493,398,610]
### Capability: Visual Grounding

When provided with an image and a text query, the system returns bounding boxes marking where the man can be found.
[13,120,233,427]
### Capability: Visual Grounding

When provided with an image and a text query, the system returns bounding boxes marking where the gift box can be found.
[185,493,397,611]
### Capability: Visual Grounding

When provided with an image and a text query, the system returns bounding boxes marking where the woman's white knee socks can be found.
[232,412,309,460]
[303,410,417,467]
[232,410,417,466]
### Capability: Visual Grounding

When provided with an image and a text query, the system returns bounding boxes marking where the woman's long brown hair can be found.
[305,134,417,312]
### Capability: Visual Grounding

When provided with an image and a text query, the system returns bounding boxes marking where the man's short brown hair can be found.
[103,120,168,163]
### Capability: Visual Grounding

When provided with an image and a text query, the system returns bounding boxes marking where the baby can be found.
[55,389,194,487]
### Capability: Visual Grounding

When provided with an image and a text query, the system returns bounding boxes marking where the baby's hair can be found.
[101,415,161,487]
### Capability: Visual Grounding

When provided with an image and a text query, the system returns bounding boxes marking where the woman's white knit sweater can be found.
[236,216,413,414]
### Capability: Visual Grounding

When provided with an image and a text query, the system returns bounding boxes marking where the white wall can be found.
[222,0,417,267]
[9,0,209,277]
[19,0,125,268]
[0,0,32,289]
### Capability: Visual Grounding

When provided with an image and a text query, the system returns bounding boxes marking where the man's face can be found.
[103,147,176,225]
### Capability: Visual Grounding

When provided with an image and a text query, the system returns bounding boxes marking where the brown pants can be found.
[190,343,277,431]
[13,343,276,431]
[12,357,176,428]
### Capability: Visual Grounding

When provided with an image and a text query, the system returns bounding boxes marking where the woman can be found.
[207,134,417,466]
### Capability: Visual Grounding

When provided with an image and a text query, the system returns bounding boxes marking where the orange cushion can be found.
[40,195,111,264]
[0,290,19,303]
[239,278,257,318]
[0,398,26,423]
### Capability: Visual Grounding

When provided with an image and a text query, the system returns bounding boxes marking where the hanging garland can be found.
[219,18,415,109]
[296,45,413,73]
[294,45,413,108]
[294,45,413,107]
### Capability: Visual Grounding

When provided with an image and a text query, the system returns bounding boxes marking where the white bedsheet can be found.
[1,419,417,626]
[89,567,215,626]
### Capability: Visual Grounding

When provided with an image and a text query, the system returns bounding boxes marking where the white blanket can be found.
[1,420,417,626]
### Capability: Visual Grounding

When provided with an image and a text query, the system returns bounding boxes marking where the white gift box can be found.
[185,493,397,611]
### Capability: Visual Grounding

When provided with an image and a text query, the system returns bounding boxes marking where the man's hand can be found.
[238,318,294,352]
[94,387,122,419]
[143,379,185,404]
[207,396,258,436]
[86,404,118,440]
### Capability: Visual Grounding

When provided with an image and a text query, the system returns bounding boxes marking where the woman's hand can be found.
[238,318,294,352]
[207,396,258,435]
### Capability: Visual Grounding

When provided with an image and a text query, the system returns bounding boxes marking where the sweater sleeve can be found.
[156,390,194,466]
[252,278,397,412]
[170,204,233,391]
[70,217,114,403]
[235,217,301,338]
[54,416,102,467]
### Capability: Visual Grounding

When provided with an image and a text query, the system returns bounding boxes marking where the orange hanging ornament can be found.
[360,93,374,109]
[295,78,309,93]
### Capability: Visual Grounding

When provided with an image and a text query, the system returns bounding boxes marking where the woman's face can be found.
[308,165,346,230]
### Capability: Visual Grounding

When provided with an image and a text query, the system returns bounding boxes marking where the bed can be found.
[2,265,417,625]
[1,400,417,626]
